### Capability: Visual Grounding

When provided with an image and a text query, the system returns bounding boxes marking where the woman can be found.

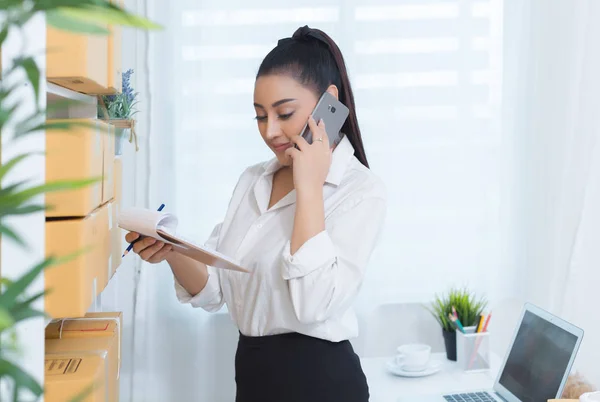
[126,25,386,402]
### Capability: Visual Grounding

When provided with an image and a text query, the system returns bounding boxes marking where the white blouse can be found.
[174,135,387,342]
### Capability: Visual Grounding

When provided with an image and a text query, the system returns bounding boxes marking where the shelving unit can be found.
[47,82,98,119]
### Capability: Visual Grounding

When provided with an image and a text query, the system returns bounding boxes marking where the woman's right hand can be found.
[125,232,173,263]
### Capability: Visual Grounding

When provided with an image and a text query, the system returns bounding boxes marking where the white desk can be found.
[361,353,502,402]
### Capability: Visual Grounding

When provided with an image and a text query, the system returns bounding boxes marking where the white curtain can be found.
[504,0,600,388]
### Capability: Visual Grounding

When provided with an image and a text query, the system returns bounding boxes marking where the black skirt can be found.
[235,332,370,402]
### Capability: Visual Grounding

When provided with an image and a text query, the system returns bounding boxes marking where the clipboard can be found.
[118,207,249,273]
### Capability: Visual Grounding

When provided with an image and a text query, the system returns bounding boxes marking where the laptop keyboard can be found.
[444,392,497,402]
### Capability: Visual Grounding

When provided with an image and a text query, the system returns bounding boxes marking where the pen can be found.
[449,313,466,334]
[122,203,165,257]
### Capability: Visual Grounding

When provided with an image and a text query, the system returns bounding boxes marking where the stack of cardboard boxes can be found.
[45,312,122,402]
[44,1,125,400]
[44,121,123,319]
[44,0,125,319]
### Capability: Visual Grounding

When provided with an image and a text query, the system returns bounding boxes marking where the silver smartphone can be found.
[300,91,349,147]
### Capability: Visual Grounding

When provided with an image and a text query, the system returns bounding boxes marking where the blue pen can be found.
[122,203,165,257]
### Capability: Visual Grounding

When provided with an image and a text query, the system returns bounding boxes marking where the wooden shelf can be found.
[46,81,98,119]
[47,82,97,104]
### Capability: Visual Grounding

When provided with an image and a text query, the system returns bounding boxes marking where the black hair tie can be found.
[277,25,329,47]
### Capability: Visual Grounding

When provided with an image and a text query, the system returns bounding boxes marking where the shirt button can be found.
[257,223,263,229]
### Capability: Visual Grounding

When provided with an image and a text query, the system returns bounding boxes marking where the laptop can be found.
[404,303,584,402]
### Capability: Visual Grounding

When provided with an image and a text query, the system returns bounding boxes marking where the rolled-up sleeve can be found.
[281,195,386,325]
[173,223,225,312]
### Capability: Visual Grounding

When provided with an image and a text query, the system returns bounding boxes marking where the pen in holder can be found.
[456,327,490,372]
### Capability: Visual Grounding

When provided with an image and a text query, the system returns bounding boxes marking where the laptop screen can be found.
[498,310,579,402]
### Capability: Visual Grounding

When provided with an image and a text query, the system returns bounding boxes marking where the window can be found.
[172,0,504,306]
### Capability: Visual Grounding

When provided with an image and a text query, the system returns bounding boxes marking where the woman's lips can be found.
[273,142,292,152]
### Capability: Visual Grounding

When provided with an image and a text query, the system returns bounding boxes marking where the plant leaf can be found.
[0,307,15,331]
[0,177,101,209]
[0,204,47,218]
[18,57,40,102]
[0,358,43,398]
[0,179,31,197]
[57,6,162,30]
[0,223,26,248]
[0,25,9,49]
[0,153,38,182]
[33,0,114,10]
[9,305,46,324]
[46,9,110,34]
[0,100,21,131]
[0,258,54,309]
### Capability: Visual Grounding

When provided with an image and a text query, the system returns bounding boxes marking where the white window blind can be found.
[172,0,504,307]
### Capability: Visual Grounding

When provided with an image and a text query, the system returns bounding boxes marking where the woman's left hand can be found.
[285,116,332,194]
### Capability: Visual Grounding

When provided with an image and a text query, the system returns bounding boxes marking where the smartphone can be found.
[300,91,349,147]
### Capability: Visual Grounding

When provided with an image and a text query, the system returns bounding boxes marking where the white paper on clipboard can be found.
[118,207,249,273]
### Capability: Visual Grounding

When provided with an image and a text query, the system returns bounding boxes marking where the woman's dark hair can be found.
[256,25,369,168]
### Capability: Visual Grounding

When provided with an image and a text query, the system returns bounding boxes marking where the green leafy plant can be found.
[428,287,488,332]
[100,69,138,119]
[0,1,160,400]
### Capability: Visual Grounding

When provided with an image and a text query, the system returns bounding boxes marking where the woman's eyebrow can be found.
[253,98,297,109]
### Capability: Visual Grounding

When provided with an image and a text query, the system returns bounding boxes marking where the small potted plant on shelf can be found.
[99,68,139,154]
[428,287,487,361]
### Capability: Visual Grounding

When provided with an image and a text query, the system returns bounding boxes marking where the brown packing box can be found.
[45,204,110,318]
[46,312,122,402]
[45,353,107,402]
[46,119,102,218]
[108,0,124,92]
[47,24,112,94]
[102,122,115,204]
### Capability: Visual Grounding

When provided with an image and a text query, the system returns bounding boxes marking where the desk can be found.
[361,353,502,402]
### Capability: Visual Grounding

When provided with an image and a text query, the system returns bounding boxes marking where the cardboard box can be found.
[101,122,115,204]
[45,354,107,402]
[45,204,110,318]
[46,119,102,218]
[47,25,112,94]
[46,312,122,402]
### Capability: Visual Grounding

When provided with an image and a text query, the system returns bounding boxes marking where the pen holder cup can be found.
[456,330,491,372]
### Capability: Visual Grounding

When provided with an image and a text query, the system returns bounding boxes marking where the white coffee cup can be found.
[395,343,431,372]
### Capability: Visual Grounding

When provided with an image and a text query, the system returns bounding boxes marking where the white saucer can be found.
[385,359,442,378]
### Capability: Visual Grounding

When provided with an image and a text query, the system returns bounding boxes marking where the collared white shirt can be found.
[174,135,387,342]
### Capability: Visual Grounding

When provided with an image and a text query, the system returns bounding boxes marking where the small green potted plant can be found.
[428,287,488,361]
[99,68,139,155]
